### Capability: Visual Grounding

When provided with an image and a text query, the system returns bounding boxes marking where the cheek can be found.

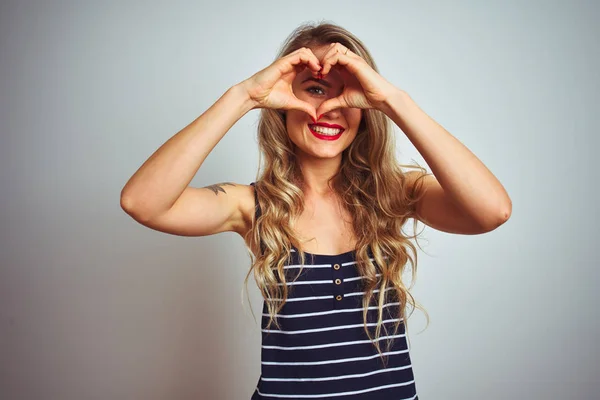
[343,109,363,127]
[286,109,309,131]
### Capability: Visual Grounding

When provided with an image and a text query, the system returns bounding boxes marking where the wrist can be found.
[231,81,257,113]
[380,88,412,117]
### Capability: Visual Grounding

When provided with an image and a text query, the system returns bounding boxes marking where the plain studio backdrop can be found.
[1,1,598,399]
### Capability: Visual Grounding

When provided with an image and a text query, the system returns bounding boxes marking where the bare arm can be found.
[120,48,322,237]
[382,90,511,233]
[120,84,255,236]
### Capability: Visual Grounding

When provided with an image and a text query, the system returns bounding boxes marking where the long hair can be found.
[242,20,430,366]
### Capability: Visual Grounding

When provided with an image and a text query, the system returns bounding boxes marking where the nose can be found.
[317,101,342,120]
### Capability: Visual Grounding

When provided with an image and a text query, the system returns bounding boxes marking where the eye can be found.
[306,85,326,96]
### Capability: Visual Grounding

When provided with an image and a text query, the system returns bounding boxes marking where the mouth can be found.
[307,123,345,141]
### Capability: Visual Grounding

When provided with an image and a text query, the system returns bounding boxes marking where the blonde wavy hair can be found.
[242,20,430,366]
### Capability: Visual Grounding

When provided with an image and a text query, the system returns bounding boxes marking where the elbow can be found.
[480,201,512,232]
[120,193,151,222]
[120,188,137,213]
[120,192,132,212]
[120,194,139,218]
[499,197,512,224]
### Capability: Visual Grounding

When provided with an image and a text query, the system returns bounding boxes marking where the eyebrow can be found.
[301,77,332,88]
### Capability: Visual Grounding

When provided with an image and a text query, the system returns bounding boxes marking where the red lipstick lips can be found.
[307,122,345,141]
[310,122,344,129]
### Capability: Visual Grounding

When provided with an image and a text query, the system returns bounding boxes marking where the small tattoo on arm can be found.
[204,182,236,196]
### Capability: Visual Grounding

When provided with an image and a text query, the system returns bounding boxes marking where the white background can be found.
[1,0,598,398]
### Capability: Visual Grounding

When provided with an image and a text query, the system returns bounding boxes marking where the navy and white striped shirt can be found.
[250,182,419,399]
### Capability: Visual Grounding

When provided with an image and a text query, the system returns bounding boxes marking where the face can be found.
[286,44,362,160]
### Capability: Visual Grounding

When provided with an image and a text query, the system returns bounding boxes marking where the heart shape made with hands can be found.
[285,63,359,123]
[315,66,371,119]
[295,44,392,121]
[267,43,394,122]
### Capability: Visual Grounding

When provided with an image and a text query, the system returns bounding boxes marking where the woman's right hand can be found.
[240,48,322,121]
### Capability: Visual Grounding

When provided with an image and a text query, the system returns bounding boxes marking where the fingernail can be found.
[311,116,316,123]
[317,114,323,121]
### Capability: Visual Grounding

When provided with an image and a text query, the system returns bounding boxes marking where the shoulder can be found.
[200,181,257,237]
[235,182,259,238]
[403,169,431,201]
[404,169,429,187]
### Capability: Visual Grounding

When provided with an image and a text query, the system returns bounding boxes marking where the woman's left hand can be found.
[315,42,398,118]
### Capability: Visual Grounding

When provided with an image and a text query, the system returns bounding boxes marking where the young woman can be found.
[121,22,511,400]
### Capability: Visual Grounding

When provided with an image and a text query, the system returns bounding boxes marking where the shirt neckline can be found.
[290,245,356,261]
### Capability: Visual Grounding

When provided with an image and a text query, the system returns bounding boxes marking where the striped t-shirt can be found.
[249,182,419,399]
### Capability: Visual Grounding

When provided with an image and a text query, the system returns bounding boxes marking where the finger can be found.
[293,63,321,79]
[316,96,345,118]
[274,49,316,79]
[288,47,321,73]
[320,44,354,76]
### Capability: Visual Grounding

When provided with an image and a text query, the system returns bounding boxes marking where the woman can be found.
[121,21,511,400]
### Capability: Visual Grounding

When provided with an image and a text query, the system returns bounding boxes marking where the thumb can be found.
[316,97,344,119]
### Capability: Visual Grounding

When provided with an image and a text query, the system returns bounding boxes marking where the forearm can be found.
[381,89,511,224]
[120,83,255,219]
